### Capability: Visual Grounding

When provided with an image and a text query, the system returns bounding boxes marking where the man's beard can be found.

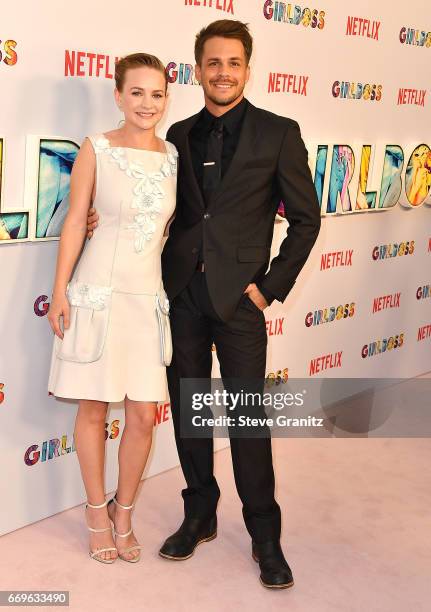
[204,83,245,107]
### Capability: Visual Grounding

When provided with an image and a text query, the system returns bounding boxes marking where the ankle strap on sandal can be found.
[88,525,112,533]
[114,527,133,538]
[86,499,107,509]
[113,494,134,511]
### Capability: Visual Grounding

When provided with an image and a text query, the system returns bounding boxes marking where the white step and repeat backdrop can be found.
[1,1,430,534]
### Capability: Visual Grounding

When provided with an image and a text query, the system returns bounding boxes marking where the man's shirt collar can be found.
[200,97,248,134]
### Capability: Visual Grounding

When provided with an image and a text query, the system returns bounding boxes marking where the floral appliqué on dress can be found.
[67,280,113,310]
[94,137,177,253]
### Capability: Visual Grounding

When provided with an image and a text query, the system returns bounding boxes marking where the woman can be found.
[47,53,177,564]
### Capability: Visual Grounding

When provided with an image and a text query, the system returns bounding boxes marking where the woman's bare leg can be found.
[74,399,117,561]
[108,398,157,560]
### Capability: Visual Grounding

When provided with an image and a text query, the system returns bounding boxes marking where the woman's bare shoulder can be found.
[102,128,122,145]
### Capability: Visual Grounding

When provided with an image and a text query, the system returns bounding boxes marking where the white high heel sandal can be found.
[86,499,118,564]
[108,494,143,563]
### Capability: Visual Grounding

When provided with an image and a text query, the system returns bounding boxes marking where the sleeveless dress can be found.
[48,134,178,402]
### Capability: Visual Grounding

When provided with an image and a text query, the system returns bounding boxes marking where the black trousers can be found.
[166,268,281,543]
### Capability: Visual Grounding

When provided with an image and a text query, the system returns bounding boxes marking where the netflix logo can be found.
[154,402,171,426]
[346,16,380,40]
[64,50,119,79]
[265,317,285,336]
[309,351,343,376]
[320,249,353,271]
[372,292,401,314]
[397,88,426,107]
[417,324,431,342]
[268,72,308,96]
[184,0,234,14]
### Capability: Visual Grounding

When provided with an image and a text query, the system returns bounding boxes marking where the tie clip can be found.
[203,162,216,166]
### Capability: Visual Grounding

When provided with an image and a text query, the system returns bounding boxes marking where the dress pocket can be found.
[155,286,173,367]
[56,281,113,363]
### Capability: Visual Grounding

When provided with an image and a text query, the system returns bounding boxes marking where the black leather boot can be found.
[159,515,217,560]
[252,541,294,589]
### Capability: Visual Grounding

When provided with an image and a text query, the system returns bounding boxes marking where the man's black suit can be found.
[161,100,321,543]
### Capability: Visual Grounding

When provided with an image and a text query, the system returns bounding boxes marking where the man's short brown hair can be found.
[194,20,253,65]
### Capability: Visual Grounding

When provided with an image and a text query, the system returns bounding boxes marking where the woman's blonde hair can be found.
[115,52,167,91]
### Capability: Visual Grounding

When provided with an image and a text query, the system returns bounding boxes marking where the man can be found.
[88,20,320,588]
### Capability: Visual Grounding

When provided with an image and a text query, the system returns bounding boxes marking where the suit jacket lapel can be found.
[179,114,206,210]
[207,103,260,210]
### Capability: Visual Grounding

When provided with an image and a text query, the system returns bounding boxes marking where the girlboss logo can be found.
[399,27,431,47]
[311,142,431,213]
[263,2,325,29]
[265,367,288,386]
[361,334,404,358]
[332,81,382,101]
[416,285,431,300]
[0,39,18,65]
[0,383,4,404]
[34,295,49,316]
[166,62,199,85]
[372,241,415,260]
[305,303,355,327]
[184,0,234,14]
[24,420,120,466]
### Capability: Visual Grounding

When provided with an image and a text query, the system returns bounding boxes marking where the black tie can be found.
[203,118,223,198]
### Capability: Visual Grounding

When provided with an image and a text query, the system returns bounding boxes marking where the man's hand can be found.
[86,207,99,238]
[244,283,268,311]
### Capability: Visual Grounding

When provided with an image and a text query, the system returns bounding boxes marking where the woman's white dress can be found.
[48,134,177,402]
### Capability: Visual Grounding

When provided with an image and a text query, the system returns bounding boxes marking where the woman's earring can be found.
[118,119,125,128]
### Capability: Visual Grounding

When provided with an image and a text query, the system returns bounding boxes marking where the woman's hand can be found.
[48,293,70,339]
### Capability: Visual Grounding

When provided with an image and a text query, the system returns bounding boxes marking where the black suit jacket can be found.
[162,101,321,322]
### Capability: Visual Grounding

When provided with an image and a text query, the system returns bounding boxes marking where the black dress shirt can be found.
[188,97,275,306]
[189,96,248,194]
